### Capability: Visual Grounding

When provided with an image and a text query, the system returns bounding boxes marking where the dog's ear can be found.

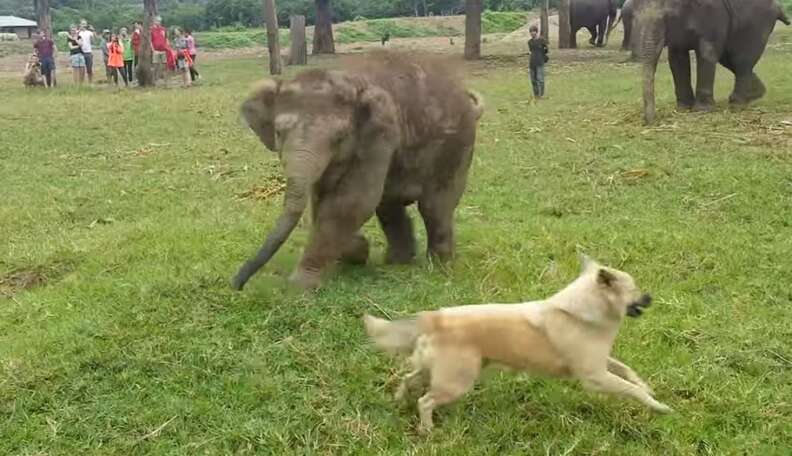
[597,268,617,287]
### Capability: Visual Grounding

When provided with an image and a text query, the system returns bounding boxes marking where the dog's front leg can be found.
[581,371,672,414]
[607,357,654,394]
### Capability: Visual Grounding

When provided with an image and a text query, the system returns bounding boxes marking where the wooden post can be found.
[263,0,281,75]
[136,0,158,86]
[559,0,572,49]
[464,0,482,60]
[540,0,549,41]
[289,15,307,65]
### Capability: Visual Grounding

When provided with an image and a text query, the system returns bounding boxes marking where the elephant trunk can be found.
[640,13,665,125]
[232,145,329,290]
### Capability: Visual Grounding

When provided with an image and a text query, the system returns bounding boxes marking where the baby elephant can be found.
[233,52,485,290]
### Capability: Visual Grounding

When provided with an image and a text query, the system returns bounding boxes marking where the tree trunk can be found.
[464,0,482,60]
[263,0,281,74]
[289,15,307,66]
[35,0,52,37]
[540,0,549,40]
[312,0,335,54]
[136,0,157,87]
[558,0,572,48]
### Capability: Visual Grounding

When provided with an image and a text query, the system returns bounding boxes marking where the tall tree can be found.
[558,0,571,48]
[464,0,482,60]
[289,15,307,66]
[540,0,549,40]
[137,0,157,87]
[312,0,335,54]
[263,0,281,74]
[34,0,51,37]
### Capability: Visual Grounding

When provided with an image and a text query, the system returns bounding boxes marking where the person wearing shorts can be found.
[150,16,169,82]
[33,30,56,87]
[67,27,86,85]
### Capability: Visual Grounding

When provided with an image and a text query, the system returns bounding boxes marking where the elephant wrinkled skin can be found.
[232,52,484,290]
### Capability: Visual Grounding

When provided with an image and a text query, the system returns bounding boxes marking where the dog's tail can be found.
[363,314,421,355]
[467,89,485,121]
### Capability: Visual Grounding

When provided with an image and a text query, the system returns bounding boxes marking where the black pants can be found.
[189,54,199,81]
[111,66,128,86]
[124,60,133,82]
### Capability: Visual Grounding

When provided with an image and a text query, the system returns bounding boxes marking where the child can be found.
[172,28,192,88]
[23,54,45,87]
[527,25,549,99]
[185,29,200,82]
[120,27,134,83]
[100,29,111,83]
[107,34,127,87]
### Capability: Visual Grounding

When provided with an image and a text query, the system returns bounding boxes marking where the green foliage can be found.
[481,11,528,34]
[194,29,291,49]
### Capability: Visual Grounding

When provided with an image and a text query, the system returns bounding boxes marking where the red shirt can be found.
[34,38,54,59]
[151,24,168,51]
[131,30,141,54]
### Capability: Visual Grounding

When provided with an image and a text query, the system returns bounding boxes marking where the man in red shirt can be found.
[150,16,168,82]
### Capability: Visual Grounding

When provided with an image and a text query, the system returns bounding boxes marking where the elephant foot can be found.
[289,268,322,290]
[340,235,369,265]
[676,101,694,111]
[428,246,454,263]
[693,101,715,112]
[385,249,415,265]
[729,77,766,105]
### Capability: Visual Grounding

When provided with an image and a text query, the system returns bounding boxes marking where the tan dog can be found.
[363,255,671,433]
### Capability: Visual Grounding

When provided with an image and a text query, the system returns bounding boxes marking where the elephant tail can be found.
[467,89,485,121]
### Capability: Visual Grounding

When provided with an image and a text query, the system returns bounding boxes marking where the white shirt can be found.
[79,30,93,53]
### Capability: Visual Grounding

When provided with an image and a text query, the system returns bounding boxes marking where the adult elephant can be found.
[232,53,484,290]
[570,0,618,48]
[638,0,790,124]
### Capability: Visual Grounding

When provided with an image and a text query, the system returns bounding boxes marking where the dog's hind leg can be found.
[607,357,654,395]
[395,367,425,401]
[417,348,481,433]
[581,371,672,414]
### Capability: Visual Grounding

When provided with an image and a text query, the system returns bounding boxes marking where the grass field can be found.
[2,28,792,455]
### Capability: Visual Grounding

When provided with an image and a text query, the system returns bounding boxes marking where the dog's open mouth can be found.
[627,294,652,318]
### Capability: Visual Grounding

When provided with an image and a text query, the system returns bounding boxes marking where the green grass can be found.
[2,28,792,454]
[195,29,291,49]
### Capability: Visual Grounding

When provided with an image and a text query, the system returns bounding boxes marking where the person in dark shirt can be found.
[33,30,56,88]
[527,25,548,99]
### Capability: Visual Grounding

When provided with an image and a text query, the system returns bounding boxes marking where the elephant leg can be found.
[721,52,766,104]
[570,27,578,48]
[418,166,470,262]
[376,202,416,265]
[291,159,390,290]
[340,232,370,265]
[668,48,694,110]
[693,43,718,110]
[596,20,607,47]
[587,27,598,46]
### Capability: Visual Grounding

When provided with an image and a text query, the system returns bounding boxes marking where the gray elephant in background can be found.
[618,0,636,55]
[637,0,790,124]
[570,0,618,47]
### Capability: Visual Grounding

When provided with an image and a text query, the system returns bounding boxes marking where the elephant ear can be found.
[241,79,281,151]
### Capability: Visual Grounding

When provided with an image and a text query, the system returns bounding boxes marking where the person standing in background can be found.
[33,30,57,88]
[185,28,200,82]
[527,25,549,99]
[78,19,95,83]
[131,21,142,75]
[120,27,134,84]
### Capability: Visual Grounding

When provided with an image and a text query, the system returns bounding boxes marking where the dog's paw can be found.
[652,401,673,414]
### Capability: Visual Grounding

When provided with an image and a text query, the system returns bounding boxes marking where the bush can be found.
[481,11,527,34]
[0,33,19,41]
